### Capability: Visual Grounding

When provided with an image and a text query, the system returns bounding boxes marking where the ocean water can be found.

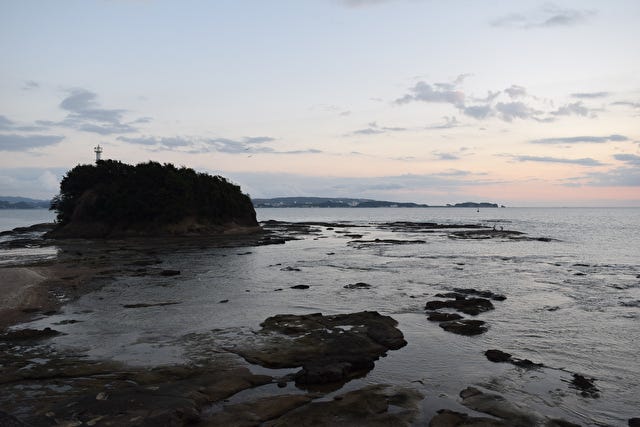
[4,207,640,425]
[0,208,55,233]
[0,209,57,265]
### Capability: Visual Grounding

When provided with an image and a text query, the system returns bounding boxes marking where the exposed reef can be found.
[231,311,406,389]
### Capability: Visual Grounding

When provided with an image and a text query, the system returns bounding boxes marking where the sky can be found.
[1,0,639,206]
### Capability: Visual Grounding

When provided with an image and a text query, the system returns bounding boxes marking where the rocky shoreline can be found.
[0,220,636,426]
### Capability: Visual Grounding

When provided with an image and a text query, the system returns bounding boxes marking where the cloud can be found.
[565,167,640,187]
[551,101,592,117]
[0,115,14,130]
[36,88,146,135]
[207,138,275,154]
[495,102,542,121]
[0,167,67,199]
[611,101,640,109]
[60,89,126,124]
[463,105,493,119]
[513,155,603,166]
[243,136,276,144]
[118,134,320,156]
[530,134,628,144]
[0,134,65,151]
[504,85,527,98]
[353,127,385,135]
[433,152,460,161]
[395,81,465,106]
[571,92,609,99]
[22,80,40,91]
[117,136,193,147]
[394,77,600,123]
[427,116,460,129]
[614,153,640,165]
[491,5,595,29]
[350,121,407,136]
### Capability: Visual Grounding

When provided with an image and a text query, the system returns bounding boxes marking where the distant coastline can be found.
[253,197,502,208]
[0,197,51,210]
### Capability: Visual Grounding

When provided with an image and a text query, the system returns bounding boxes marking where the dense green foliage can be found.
[50,160,257,227]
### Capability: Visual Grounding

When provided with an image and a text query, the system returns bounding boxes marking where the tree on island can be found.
[49,160,258,237]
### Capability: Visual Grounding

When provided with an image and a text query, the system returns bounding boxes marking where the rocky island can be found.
[47,160,259,238]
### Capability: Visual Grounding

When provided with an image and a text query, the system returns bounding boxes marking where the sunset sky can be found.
[1,0,639,206]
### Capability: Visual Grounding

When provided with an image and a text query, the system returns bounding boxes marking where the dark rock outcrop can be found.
[429,409,507,426]
[485,349,543,368]
[439,319,487,335]
[47,160,259,238]
[233,311,406,387]
[344,282,372,289]
[452,287,507,301]
[425,297,494,316]
[262,385,422,427]
[160,269,180,276]
[0,327,60,342]
[571,374,599,398]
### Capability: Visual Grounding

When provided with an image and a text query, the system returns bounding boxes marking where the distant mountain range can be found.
[0,196,51,209]
[252,197,501,208]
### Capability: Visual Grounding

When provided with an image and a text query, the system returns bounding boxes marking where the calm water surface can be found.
[5,207,640,425]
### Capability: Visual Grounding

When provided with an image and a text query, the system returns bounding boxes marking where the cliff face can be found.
[47,161,259,238]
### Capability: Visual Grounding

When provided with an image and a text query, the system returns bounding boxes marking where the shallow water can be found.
[0,209,57,265]
[11,207,640,425]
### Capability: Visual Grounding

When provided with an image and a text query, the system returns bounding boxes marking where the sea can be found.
[1,207,639,425]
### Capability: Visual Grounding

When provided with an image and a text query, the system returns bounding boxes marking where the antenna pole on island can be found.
[94,145,103,163]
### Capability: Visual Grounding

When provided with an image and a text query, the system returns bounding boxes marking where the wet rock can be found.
[206,394,314,426]
[427,312,463,322]
[574,272,586,276]
[426,297,494,316]
[452,288,507,301]
[459,387,539,425]
[122,301,180,308]
[571,374,599,398]
[262,385,422,427]
[439,320,487,335]
[233,311,406,387]
[290,285,310,290]
[281,266,301,272]
[0,327,61,342]
[219,299,229,304]
[0,411,30,427]
[484,349,543,368]
[429,409,507,426]
[512,358,543,369]
[349,238,427,248]
[160,269,181,276]
[434,292,467,299]
[344,282,372,289]
[485,349,512,363]
[548,420,582,427]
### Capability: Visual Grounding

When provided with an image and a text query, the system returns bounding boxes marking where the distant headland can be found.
[253,197,503,208]
[47,160,259,238]
[0,196,51,209]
